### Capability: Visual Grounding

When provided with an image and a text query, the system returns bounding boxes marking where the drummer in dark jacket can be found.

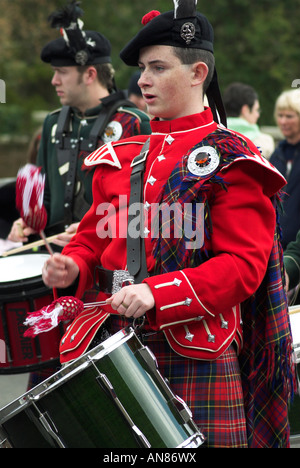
[6,1,150,390]
[8,1,150,248]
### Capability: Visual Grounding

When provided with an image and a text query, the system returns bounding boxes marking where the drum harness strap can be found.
[94,139,150,299]
[55,91,136,229]
[94,138,150,294]
[94,138,154,337]
[126,138,150,284]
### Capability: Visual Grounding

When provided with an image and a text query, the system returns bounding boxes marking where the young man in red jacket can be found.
[42,1,296,448]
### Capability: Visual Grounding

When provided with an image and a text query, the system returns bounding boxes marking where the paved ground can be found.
[0,373,29,409]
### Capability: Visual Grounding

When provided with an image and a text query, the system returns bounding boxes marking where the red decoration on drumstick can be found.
[23,296,108,337]
[24,296,85,337]
[16,164,53,255]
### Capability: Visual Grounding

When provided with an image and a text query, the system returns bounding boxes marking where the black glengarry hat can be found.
[120,0,226,126]
[41,1,111,67]
[120,7,214,65]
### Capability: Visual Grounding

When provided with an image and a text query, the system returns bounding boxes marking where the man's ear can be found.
[84,66,98,84]
[191,61,209,87]
[240,103,251,119]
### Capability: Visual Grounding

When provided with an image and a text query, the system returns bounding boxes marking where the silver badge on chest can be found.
[187,146,220,176]
[102,120,123,143]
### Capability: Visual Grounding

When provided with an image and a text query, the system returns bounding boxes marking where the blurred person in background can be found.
[0,127,42,254]
[127,70,148,112]
[224,82,275,159]
[270,89,300,249]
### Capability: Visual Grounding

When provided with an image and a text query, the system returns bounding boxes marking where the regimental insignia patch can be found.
[102,121,123,143]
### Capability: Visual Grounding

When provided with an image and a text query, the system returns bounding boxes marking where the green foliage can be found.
[0,0,299,134]
[0,105,26,134]
[201,0,300,124]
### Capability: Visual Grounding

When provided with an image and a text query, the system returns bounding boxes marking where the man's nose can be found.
[51,71,60,86]
[138,71,151,89]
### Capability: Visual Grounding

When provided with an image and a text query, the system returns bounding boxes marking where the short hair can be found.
[223,82,258,117]
[77,63,115,92]
[172,47,215,94]
[274,89,300,118]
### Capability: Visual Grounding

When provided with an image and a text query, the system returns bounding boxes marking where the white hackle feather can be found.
[173,0,198,19]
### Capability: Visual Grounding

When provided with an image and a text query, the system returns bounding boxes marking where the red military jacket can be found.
[61,108,286,362]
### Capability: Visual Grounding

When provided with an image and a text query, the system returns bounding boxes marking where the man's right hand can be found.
[42,253,79,289]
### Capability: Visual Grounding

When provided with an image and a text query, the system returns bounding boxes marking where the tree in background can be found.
[0,0,299,134]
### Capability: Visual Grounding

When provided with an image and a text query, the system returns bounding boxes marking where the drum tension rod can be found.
[0,427,12,449]
[26,401,66,448]
[87,356,152,448]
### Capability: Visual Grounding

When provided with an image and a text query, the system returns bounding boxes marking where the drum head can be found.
[0,254,49,283]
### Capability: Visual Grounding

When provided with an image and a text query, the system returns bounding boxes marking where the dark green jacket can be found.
[37,101,150,231]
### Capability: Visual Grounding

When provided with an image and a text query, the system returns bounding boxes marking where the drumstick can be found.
[15,221,54,257]
[84,301,108,308]
[40,229,55,256]
[1,232,66,257]
[289,307,300,316]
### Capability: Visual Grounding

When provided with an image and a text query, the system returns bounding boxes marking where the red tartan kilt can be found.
[110,316,248,448]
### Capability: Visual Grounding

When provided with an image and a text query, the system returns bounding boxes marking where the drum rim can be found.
[0,277,50,297]
[0,327,135,424]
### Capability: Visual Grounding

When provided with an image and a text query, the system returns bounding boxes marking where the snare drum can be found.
[0,328,205,448]
[288,306,300,441]
[0,254,63,374]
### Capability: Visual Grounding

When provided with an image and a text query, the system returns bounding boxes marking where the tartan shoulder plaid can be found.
[239,206,297,447]
[152,127,297,447]
[152,128,254,270]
